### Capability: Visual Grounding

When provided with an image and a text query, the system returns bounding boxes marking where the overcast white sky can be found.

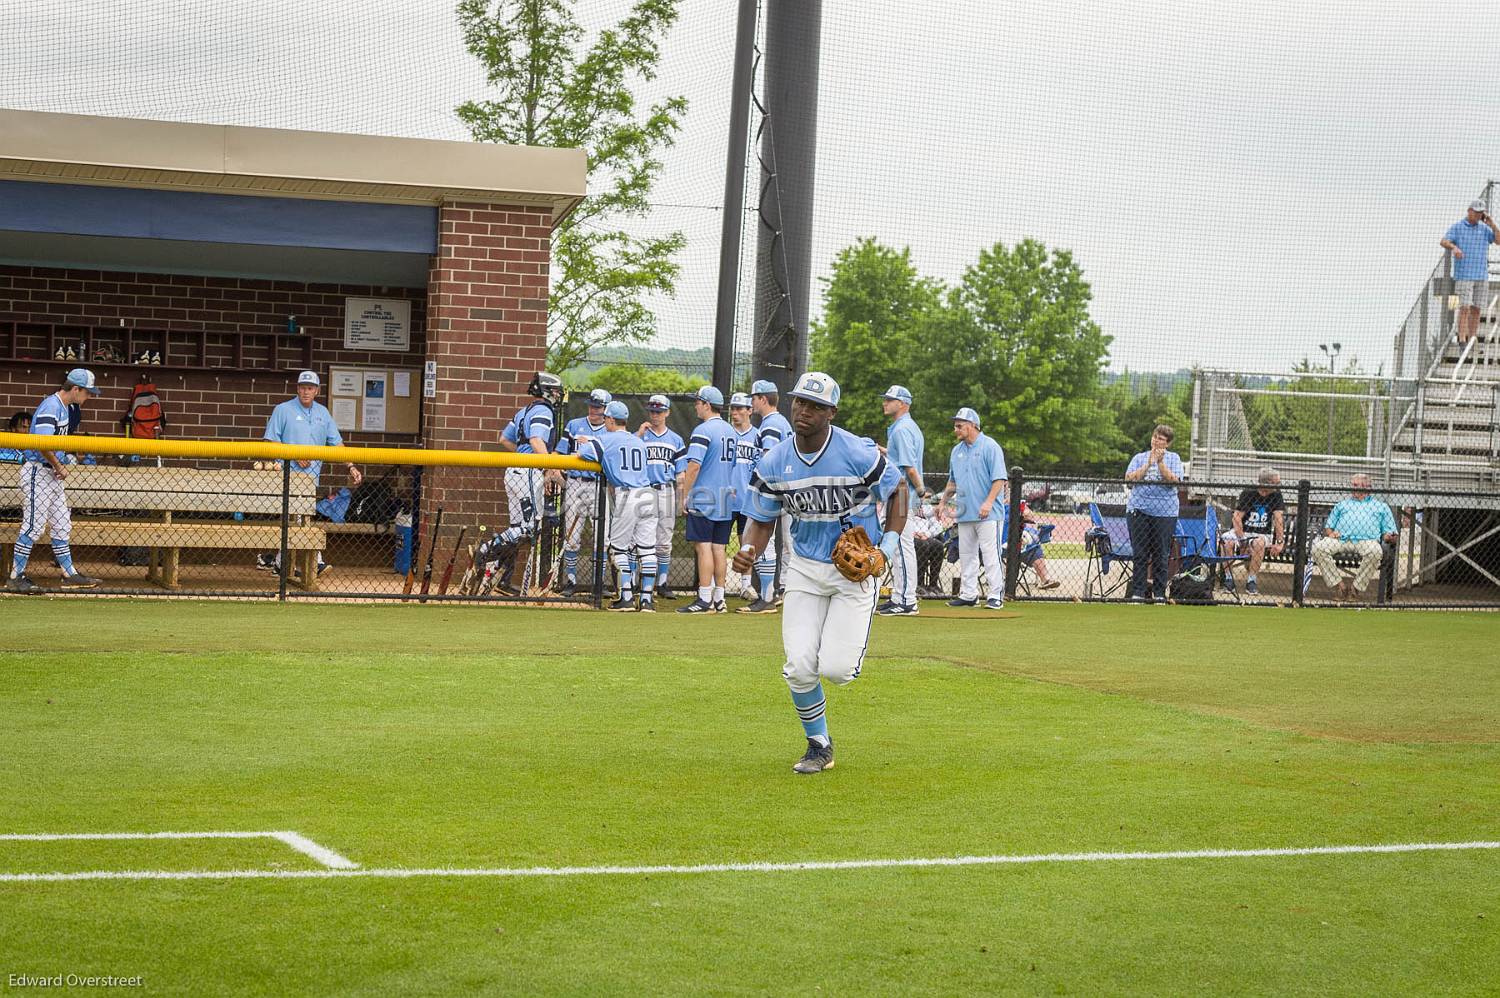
[5,0,1500,374]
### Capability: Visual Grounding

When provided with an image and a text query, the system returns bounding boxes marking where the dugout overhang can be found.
[0,108,586,284]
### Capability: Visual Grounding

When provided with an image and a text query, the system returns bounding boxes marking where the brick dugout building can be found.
[0,109,585,523]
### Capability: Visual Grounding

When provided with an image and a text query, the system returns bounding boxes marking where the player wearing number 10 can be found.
[573,401,659,612]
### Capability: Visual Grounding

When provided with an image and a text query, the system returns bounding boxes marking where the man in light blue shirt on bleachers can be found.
[1440,199,1499,346]
[1310,473,1399,602]
[939,407,1007,609]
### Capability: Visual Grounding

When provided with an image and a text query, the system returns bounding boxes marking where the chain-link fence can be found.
[907,469,1500,610]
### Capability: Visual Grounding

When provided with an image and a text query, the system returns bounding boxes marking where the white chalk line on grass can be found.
[0,830,358,871]
[0,839,1495,884]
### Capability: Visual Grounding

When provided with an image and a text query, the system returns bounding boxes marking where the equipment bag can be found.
[122,381,166,439]
[1168,563,1214,602]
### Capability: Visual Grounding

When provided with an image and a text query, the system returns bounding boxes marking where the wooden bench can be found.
[0,463,325,589]
[1216,505,1396,603]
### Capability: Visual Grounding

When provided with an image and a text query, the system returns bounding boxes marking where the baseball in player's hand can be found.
[732,544,756,574]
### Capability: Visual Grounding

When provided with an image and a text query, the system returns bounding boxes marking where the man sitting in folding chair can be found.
[1219,467,1285,597]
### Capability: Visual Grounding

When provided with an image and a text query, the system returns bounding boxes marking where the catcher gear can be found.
[527,371,564,402]
[832,525,886,584]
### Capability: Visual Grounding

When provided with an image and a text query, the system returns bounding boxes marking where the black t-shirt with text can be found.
[1235,488,1285,536]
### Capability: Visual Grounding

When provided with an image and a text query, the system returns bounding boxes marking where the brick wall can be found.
[421,202,553,527]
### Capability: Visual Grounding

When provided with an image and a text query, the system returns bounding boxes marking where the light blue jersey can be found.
[264,396,343,484]
[558,415,607,480]
[756,409,792,450]
[23,393,69,464]
[744,426,902,563]
[502,401,556,455]
[730,424,762,505]
[684,415,739,520]
[947,432,1007,522]
[640,426,685,486]
[577,429,653,489]
[886,413,924,503]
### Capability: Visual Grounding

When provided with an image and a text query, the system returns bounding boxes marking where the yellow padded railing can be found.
[0,433,600,472]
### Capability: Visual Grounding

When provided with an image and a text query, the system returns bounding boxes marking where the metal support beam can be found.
[752,0,822,397]
[711,0,760,393]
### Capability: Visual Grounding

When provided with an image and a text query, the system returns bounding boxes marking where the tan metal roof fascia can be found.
[0,108,587,214]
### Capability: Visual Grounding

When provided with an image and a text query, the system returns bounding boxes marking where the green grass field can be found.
[1,600,1497,996]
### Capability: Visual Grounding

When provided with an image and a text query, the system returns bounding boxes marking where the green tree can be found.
[457,0,686,374]
[1095,375,1192,471]
[1243,358,1373,457]
[569,362,705,396]
[910,239,1117,472]
[808,239,941,440]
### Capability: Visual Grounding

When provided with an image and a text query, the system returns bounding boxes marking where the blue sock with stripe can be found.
[638,555,657,594]
[13,533,34,576]
[563,549,578,583]
[790,684,829,745]
[756,556,775,601]
[52,540,76,576]
[614,553,633,598]
[656,555,670,588]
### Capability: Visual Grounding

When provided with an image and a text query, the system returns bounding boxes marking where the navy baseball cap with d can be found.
[66,368,101,396]
[750,379,778,396]
[883,384,913,404]
[696,385,724,407]
[952,406,981,428]
[646,394,671,411]
[588,388,612,407]
[788,371,840,407]
[603,400,629,420]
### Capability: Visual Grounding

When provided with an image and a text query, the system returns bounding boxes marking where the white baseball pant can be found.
[957,519,1004,601]
[890,510,918,607]
[608,486,659,554]
[18,462,71,542]
[505,466,544,529]
[563,476,600,550]
[653,483,677,557]
[780,551,880,694]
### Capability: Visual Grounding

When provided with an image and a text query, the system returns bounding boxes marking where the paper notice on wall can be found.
[393,371,411,397]
[331,398,357,431]
[331,370,360,396]
[361,398,386,432]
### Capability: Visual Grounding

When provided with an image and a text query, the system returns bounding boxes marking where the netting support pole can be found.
[1003,466,1025,600]
[1290,479,1311,607]
[278,461,290,603]
[712,0,760,392]
[592,477,607,610]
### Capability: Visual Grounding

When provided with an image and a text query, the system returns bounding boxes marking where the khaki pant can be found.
[1310,537,1384,592]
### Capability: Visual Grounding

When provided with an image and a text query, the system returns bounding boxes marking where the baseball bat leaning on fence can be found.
[419,507,445,603]
[402,467,423,601]
[438,526,468,596]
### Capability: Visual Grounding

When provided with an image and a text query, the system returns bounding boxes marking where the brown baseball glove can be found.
[832,525,886,584]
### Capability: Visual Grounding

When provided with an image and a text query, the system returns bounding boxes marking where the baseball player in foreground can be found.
[574,401,660,612]
[732,372,906,774]
[8,368,103,592]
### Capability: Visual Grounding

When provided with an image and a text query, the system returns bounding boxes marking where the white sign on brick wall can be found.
[344,298,411,351]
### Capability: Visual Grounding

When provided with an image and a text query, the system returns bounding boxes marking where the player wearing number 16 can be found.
[573,401,660,613]
[732,372,906,775]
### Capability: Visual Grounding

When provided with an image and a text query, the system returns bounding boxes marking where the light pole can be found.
[1318,342,1342,454]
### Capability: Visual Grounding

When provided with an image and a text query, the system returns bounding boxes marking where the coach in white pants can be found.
[877,385,927,616]
[940,407,1007,610]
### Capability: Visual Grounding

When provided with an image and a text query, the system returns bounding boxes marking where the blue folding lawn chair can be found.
[1173,504,1250,602]
[1083,502,1133,600]
[1015,521,1056,595]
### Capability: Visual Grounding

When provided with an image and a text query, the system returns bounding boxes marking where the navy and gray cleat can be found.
[6,574,41,594]
[792,738,835,774]
[984,597,1005,610]
[638,595,656,613]
[736,598,778,614]
[676,598,715,614]
[607,596,638,612]
[58,573,100,589]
